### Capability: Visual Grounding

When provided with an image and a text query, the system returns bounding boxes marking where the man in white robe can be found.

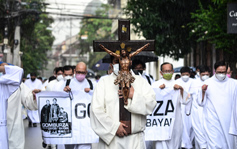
[191,65,210,149]
[132,59,154,85]
[45,67,64,91]
[175,66,195,149]
[150,62,191,149]
[24,72,43,127]
[90,56,157,149]
[7,82,40,149]
[63,62,94,149]
[199,61,237,148]
[0,64,23,149]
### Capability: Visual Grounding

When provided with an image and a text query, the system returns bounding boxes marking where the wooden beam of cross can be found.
[93,20,155,52]
[93,20,155,135]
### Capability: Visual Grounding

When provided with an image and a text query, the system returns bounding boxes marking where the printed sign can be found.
[36,91,99,144]
[145,88,179,141]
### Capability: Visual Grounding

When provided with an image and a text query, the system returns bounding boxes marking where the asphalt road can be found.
[24,119,44,149]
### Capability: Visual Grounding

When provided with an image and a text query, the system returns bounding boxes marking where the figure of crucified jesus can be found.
[99,43,150,105]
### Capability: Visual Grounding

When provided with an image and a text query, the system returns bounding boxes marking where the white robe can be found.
[198,76,237,149]
[63,78,94,149]
[175,78,195,148]
[7,83,37,149]
[229,80,237,136]
[151,78,191,149]
[0,65,23,149]
[191,78,207,149]
[68,78,93,95]
[24,78,42,123]
[45,80,57,91]
[90,72,157,149]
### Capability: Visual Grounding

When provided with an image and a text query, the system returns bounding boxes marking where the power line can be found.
[43,12,121,20]
[46,2,104,7]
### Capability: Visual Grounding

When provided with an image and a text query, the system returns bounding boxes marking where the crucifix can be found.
[93,20,155,134]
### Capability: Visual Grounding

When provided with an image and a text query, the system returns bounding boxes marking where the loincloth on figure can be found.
[114,71,135,86]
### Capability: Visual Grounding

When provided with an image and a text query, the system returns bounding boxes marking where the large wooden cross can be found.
[93,20,155,134]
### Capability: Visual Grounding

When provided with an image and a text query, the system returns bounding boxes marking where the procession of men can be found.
[1,57,237,149]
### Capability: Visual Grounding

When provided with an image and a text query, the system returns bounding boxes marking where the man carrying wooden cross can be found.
[90,53,157,148]
[90,20,157,148]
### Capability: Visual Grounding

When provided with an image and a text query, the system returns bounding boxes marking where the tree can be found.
[21,13,54,75]
[78,4,115,70]
[0,0,54,75]
[189,0,237,62]
[124,0,200,60]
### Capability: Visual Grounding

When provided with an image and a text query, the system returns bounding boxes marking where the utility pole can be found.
[69,18,72,65]
[13,25,21,66]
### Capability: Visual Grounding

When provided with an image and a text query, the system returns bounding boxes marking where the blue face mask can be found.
[0,72,3,77]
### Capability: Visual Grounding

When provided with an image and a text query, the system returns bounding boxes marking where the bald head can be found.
[75,62,87,75]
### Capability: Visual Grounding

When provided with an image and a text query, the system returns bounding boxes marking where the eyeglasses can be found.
[215,71,226,74]
[162,70,173,73]
[76,71,87,75]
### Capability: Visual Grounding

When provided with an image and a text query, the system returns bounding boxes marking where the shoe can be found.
[28,121,32,127]
[42,142,47,148]
[33,123,37,127]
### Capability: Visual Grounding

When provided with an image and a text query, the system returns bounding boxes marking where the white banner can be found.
[36,91,99,144]
[145,88,179,141]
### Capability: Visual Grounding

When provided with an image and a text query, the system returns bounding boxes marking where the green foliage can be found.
[189,0,237,55]
[124,0,200,60]
[21,13,54,75]
[0,0,54,75]
[78,4,114,69]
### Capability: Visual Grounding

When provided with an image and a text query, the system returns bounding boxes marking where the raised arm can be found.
[129,43,150,58]
[99,44,120,58]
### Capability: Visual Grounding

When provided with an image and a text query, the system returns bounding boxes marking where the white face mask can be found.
[65,76,73,80]
[113,64,119,76]
[181,75,189,82]
[201,75,209,81]
[196,72,200,76]
[57,75,64,81]
[215,74,226,81]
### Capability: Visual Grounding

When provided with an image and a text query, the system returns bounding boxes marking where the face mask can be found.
[76,74,86,82]
[0,72,3,77]
[113,64,119,76]
[227,74,231,78]
[201,75,209,81]
[31,78,36,82]
[181,75,189,82]
[65,76,73,80]
[163,73,173,80]
[57,75,64,81]
[196,72,200,76]
[215,74,226,81]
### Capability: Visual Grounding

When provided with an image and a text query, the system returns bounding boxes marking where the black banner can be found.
[227,3,237,33]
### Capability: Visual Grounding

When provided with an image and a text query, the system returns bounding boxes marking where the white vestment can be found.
[175,78,195,148]
[198,76,237,149]
[150,78,191,149]
[230,80,237,136]
[0,65,23,149]
[64,78,94,149]
[191,78,207,149]
[7,83,37,149]
[90,73,157,149]
[24,78,42,123]
[68,78,93,95]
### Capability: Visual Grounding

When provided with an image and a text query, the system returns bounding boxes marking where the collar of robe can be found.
[213,74,228,82]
